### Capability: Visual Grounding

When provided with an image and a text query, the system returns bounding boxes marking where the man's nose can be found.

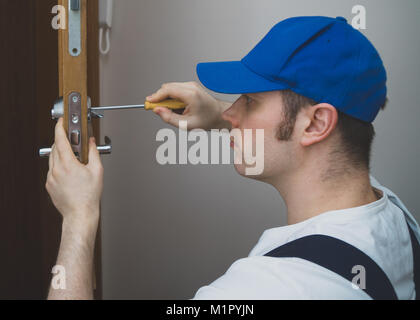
[222,100,241,128]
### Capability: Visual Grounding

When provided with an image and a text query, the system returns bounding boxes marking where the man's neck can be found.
[271,167,379,225]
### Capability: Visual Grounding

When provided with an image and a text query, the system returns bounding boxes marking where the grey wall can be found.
[99,0,420,299]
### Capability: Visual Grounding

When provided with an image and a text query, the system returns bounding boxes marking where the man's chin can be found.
[233,163,266,181]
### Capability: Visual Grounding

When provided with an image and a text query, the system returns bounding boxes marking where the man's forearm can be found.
[48,214,98,300]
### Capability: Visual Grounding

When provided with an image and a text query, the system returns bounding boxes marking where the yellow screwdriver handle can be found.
[144,99,187,110]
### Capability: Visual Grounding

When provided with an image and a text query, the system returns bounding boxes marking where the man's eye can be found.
[244,95,253,105]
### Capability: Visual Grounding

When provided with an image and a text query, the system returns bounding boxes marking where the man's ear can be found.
[300,103,338,147]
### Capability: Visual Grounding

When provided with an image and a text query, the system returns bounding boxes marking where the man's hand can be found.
[147,81,232,131]
[46,118,103,231]
[46,118,104,300]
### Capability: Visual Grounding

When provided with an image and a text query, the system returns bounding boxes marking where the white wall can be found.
[99,0,420,299]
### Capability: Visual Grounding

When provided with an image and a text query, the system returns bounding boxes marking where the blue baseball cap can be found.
[197,16,387,123]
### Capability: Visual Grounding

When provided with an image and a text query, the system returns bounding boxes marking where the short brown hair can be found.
[277,90,386,169]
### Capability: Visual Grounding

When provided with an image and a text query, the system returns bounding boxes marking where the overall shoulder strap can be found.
[265,234,398,300]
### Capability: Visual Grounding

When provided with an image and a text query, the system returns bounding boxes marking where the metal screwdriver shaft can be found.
[90,104,146,111]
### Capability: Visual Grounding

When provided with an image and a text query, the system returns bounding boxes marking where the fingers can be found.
[54,118,77,163]
[49,144,55,171]
[46,144,56,191]
[153,107,186,128]
[149,82,201,128]
[54,119,102,172]
[147,82,196,104]
[86,137,103,174]
[52,144,60,172]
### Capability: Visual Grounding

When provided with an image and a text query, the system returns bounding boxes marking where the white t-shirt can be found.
[193,176,420,300]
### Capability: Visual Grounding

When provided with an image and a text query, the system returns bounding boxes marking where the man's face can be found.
[222,91,300,182]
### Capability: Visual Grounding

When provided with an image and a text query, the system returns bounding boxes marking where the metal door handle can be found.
[39,136,112,158]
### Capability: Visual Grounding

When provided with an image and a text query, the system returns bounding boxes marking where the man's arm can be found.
[46,118,103,300]
[49,215,98,300]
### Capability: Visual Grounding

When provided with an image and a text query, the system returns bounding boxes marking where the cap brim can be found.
[196,61,289,94]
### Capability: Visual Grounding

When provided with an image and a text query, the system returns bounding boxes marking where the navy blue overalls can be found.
[265,197,420,300]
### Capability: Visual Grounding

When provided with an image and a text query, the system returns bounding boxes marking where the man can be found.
[46,16,419,299]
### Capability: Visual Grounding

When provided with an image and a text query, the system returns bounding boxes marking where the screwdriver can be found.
[90,99,187,113]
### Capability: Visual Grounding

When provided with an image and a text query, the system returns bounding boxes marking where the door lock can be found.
[39,95,112,159]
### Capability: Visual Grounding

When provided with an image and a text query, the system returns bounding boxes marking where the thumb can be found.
[87,137,103,171]
[154,107,186,128]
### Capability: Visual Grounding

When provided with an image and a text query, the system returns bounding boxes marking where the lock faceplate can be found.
[68,92,83,159]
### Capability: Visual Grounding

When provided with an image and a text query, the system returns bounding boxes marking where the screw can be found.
[72,96,79,103]
[72,114,79,124]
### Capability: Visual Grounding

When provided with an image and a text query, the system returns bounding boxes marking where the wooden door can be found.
[0,0,101,299]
